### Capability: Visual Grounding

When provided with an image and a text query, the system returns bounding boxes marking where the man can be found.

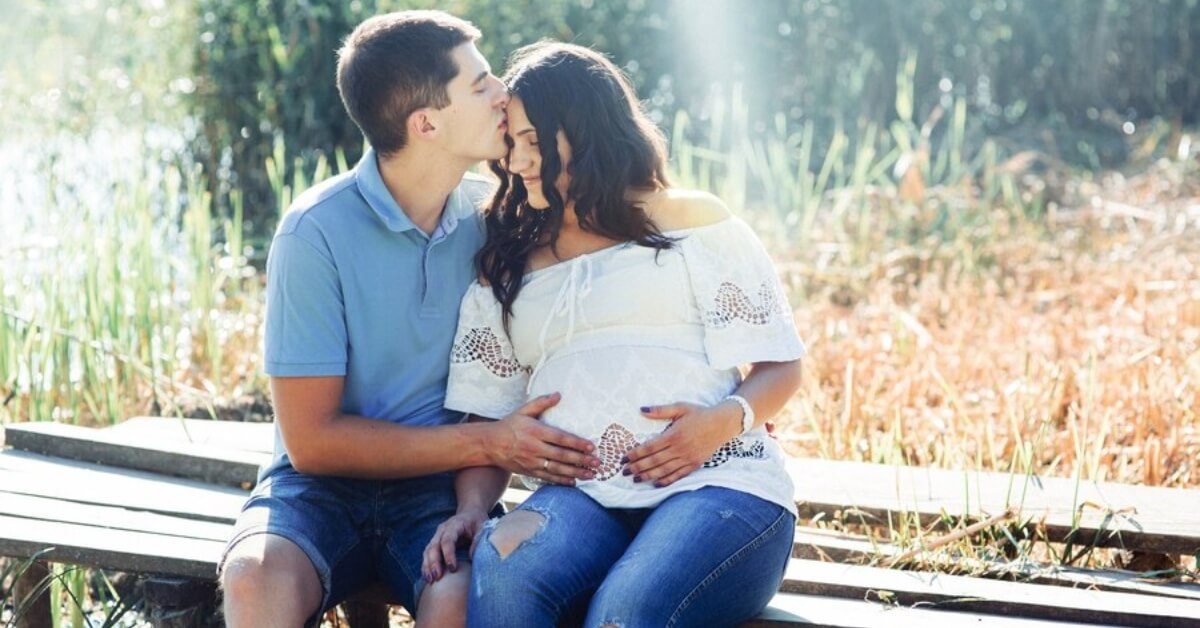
[218,11,600,628]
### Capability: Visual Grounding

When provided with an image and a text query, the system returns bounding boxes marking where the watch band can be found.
[725,394,755,435]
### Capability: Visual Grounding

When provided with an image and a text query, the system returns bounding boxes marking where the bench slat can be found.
[0,450,246,523]
[0,491,231,542]
[106,417,274,454]
[0,514,223,580]
[781,559,1200,627]
[788,458,1200,555]
[745,592,1104,627]
[4,422,265,487]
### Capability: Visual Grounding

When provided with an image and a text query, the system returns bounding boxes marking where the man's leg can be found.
[221,534,322,628]
[219,470,372,628]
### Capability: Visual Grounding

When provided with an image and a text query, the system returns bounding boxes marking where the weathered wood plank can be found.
[789,526,1200,601]
[106,417,274,454]
[788,458,1200,555]
[0,515,223,580]
[0,450,247,523]
[781,558,1200,626]
[743,592,1101,627]
[3,422,266,487]
[0,491,231,542]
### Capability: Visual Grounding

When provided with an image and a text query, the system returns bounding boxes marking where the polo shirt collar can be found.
[354,148,473,236]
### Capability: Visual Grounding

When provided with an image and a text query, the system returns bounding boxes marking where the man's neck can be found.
[377,148,472,235]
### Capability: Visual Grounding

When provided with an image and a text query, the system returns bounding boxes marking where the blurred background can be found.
[1,0,1198,480]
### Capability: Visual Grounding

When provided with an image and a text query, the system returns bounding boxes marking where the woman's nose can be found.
[508,147,531,175]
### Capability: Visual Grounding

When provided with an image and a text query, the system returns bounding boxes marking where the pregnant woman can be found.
[424,41,806,628]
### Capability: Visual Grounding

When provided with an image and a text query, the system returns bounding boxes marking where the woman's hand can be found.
[421,508,491,583]
[621,401,742,487]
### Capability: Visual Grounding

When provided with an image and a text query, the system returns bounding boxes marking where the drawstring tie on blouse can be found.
[527,255,594,392]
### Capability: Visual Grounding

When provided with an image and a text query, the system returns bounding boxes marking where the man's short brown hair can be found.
[336,11,481,156]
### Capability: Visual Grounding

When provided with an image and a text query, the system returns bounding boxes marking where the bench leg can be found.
[143,577,217,628]
[13,559,52,628]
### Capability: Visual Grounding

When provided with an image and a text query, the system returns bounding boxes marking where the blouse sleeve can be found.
[680,218,807,370]
[444,283,532,420]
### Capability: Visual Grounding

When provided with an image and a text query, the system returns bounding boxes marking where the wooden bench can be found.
[2,418,1199,627]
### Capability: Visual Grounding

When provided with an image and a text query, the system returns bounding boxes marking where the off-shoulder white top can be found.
[445,217,805,514]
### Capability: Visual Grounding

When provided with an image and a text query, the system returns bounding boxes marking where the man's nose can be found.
[493,79,510,107]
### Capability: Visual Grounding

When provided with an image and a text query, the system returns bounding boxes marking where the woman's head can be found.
[500,42,669,214]
[479,41,674,327]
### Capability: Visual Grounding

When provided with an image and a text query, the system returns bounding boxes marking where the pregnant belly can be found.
[528,346,739,480]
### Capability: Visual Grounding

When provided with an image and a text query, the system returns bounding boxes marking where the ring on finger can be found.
[542,458,550,470]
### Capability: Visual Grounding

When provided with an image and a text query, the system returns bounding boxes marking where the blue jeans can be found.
[220,467,492,623]
[468,485,795,628]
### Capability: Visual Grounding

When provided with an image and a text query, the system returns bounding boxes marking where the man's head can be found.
[336,11,509,161]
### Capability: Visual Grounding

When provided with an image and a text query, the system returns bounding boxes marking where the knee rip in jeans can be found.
[488,509,546,559]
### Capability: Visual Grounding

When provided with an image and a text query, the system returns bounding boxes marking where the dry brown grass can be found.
[771,156,1200,491]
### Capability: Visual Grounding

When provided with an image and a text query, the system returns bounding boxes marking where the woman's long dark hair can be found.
[477,41,674,329]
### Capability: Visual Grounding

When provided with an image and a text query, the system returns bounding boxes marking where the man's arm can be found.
[272,376,599,481]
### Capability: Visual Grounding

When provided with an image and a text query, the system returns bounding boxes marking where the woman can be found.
[423,41,805,628]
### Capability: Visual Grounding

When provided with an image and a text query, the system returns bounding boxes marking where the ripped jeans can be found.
[467,485,794,628]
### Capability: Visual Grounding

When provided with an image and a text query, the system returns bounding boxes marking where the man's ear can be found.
[407,109,438,142]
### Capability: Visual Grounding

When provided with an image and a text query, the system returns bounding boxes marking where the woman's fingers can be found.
[441,527,460,573]
[624,448,682,481]
[640,403,688,421]
[422,528,448,583]
[652,462,700,487]
[624,429,674,464]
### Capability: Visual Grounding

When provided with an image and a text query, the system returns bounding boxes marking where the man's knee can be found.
[487,510,546,559]
[221,534,322,608]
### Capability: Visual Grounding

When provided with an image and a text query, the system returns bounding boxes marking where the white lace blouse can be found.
[445,217,805,513]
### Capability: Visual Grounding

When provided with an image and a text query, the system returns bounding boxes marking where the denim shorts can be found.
[220,466,488,621]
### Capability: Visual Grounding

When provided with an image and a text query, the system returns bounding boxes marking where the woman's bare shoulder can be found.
[641,188,731,231]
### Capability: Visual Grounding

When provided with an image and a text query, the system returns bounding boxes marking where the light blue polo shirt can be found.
[261,148,492,479]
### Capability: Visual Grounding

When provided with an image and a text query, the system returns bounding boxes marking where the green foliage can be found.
[189,0,1200,235]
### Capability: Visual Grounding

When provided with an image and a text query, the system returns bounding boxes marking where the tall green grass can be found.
[0,141,260,425]
[670,56,1042,275]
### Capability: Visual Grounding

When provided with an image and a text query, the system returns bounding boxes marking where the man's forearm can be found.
[282,413,497,478]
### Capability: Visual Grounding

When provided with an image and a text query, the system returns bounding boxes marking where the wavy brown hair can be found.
[478,41,674,328]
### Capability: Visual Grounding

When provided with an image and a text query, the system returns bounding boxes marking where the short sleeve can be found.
[264,232,348,376]
[444,284,531,419]
[679,218,807,369]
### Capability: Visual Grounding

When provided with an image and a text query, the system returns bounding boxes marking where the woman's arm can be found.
[622,358,803,487]
[421,418,514,583]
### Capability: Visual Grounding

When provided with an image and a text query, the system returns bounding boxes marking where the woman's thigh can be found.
[469,485,637,628]
[585,487,795,628]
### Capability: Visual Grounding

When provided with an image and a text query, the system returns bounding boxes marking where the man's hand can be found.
[421,508,489,584]
[622,401,741,487]
[486,393,600,485]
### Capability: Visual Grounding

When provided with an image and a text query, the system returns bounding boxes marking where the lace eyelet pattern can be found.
[450,328,530,378]
[704,280,780,328]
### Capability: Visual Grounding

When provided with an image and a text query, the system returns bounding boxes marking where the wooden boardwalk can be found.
[2,418,1199,627]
